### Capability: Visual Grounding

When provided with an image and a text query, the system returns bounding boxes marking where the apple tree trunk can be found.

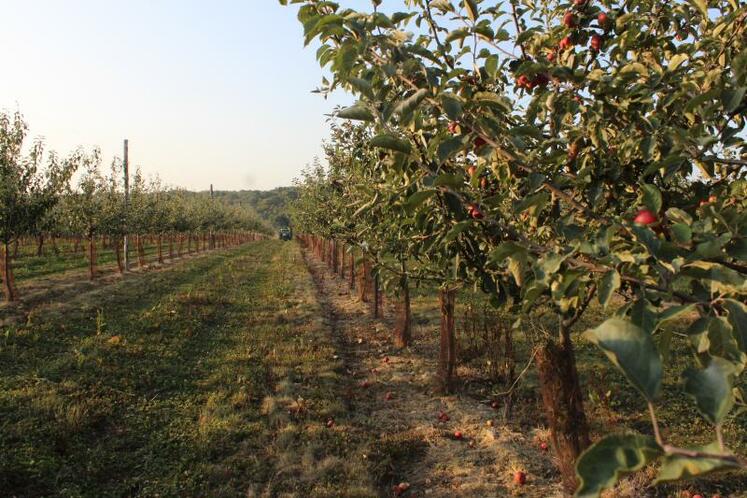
[438,288,457,393]
[115,237,124,273]
[394,266,412,348]
[536,328,591,494]
[1,242,18,302]
[88,234,97,280]
[157,234,164,264]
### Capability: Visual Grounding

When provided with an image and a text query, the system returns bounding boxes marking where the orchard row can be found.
[282,0,747,496]
[0,111,269,302]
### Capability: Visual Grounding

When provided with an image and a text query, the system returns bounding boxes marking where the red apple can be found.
[516,74,532,89]
[574,0,587,6]
[514,470,527,485]
[563,12,576,28]
[559,36,574,51]
[453,430,463,440]
[326,418,335,428]
[708,195,717,203]
[490,400,500,410]
[598,12,609,27]
[692,495,703,498]
[540,442,549,451]
[469,204,484,219]
[385,391,393,401]
[383,356,390,363]
[547,50,556,62]
[448,121,459,135]
[467,165,478,177]
[590,34,603,51]
[634,209,658,225]
[480,176,489,189]
[568,141,580,160]
[393,482,410,496]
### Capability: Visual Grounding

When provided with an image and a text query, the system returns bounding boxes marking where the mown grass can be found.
[0,240,377,498]
[12,241,169,282]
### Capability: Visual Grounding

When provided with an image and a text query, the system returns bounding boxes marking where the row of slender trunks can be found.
[299,234,590,494]
[0,231,263,303]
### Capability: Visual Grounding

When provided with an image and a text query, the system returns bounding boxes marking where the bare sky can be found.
[0,1,352,191]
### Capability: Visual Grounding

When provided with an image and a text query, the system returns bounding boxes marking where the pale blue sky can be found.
[0,1,355,191]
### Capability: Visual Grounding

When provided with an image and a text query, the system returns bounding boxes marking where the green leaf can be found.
[671,223,692,244]
[369,134,411,154]
[437,137,464,162]
[444,221,471,242]
[723,299,747,353]
[619,62,648,76]
[668,53,689,72]
[683,357,736,425]
[598,270,621,310]
[489,242,527,264]
[485,55,498,77]
[433,173,463,188]
[403,190,435,212]
[681,261,747,294]
[640,184,662,213]
[657,305,696,330]
[665,207,692,225]
[336,105,374,121]
[348,77,373,97]
[655,442,739,483]
[575,434,662,498]
[445,27,470,43]
[394,88,429,116]
[722,86,746,114]
[440,93,463,120]
[687,0,708,18]
[464,0,478,21]
[584,318,663,401]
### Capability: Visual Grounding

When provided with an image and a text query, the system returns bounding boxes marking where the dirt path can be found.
[302,247,565,498]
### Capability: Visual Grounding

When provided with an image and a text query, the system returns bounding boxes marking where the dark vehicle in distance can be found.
[279,227,292,241]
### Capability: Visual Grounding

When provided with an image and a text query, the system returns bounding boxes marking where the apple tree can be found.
[283,0,747,494]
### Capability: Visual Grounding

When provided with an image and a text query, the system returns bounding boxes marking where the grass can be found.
[2,240,744,497]
[11,240,173,282]
[0,240,377,497]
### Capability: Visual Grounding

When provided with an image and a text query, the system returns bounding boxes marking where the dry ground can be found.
[302,248,564,498]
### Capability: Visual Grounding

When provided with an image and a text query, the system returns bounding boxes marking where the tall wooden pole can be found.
[123,139,130,272]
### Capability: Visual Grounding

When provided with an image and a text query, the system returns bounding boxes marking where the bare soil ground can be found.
[302,248,565,498]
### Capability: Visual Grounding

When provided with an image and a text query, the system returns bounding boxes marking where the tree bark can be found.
[169,235,175,260]
[36,234,44,257]
[115,237,124,273]
[339,244,345,278]
[157,234,164,264]
[358,259,371,302]
[136,234,146,267]
[1,242,18,302]
[438,288,457,393]
[88,234,97,280]
[349,252,355,290]
[536,328,591,494]
[394,267,412,348]
[373,273,380,318]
